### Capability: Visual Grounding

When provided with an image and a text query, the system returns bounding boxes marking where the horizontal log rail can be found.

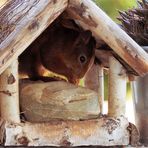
[4,117,139,146]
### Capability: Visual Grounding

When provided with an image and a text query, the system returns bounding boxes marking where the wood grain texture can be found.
[84,64,104,113]
[0,0,68,74]
[20,80,100,122]
[0,60,20,123]
[4,116,139,146]
[108,57,127,117]
[67,0,148,76]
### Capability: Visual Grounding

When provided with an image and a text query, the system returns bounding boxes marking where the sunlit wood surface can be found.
[0,0,7,8]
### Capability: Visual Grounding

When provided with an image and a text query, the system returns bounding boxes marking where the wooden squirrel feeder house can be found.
[0,0,148,147]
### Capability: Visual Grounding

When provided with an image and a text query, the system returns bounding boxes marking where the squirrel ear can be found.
[61,19,80,31]
[74,30,93,46]
[88,37,96,50]
[80,30,92,44]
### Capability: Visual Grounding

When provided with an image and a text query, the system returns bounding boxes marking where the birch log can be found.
[0,60,20,123]
[84,64,104,113]
[0,0,68,75]
[67,0,148,76]
[4,116,139,146]
[108,57,127,117]
[98,66,104,113]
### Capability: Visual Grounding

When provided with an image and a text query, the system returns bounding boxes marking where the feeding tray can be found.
[20,80,100,122]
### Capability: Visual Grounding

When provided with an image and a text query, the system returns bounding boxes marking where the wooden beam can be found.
[0,0,68,75]
[4,116,139,146]
[67,0,148,76]
[0,60,20,123]
[108,57,127,117]
[98,66,104,113]
[84,64,104,113]
[0,0,6,7]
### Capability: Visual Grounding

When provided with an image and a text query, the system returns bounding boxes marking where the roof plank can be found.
[0,0,68,74]
[67,0,148,76]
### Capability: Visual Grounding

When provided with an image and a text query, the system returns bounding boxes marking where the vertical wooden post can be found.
[84,64,104,113]
[0,60,20,123]
[98,66,104,113]
[108,56,127,117]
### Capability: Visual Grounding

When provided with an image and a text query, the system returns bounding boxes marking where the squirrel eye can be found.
[78,55,87,64]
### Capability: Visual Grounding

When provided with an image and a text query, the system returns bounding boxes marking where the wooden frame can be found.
[0,0,68,75]
[0,59,20,123]
[84,64,104,113]
[4,116,138,146]
[0,0,146,146]
[108,57,127,117]
[67,0,148,76]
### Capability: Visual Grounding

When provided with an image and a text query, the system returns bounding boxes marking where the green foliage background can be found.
[93,0,137,22]
[93,0,137,100]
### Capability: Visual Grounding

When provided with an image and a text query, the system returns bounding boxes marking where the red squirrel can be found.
[19,18,96,84]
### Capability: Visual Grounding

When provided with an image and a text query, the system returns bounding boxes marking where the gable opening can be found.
[18,12,97,123]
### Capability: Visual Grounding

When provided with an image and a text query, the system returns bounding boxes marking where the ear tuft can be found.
[74,30,93,46]
[80,30,92,44]
[61,19,80,31]
[89,37,96,50]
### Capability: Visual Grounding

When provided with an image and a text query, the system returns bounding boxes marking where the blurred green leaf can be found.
[93,0,137,22]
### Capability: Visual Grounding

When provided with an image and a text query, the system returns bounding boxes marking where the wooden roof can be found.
[0,0,148,76]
